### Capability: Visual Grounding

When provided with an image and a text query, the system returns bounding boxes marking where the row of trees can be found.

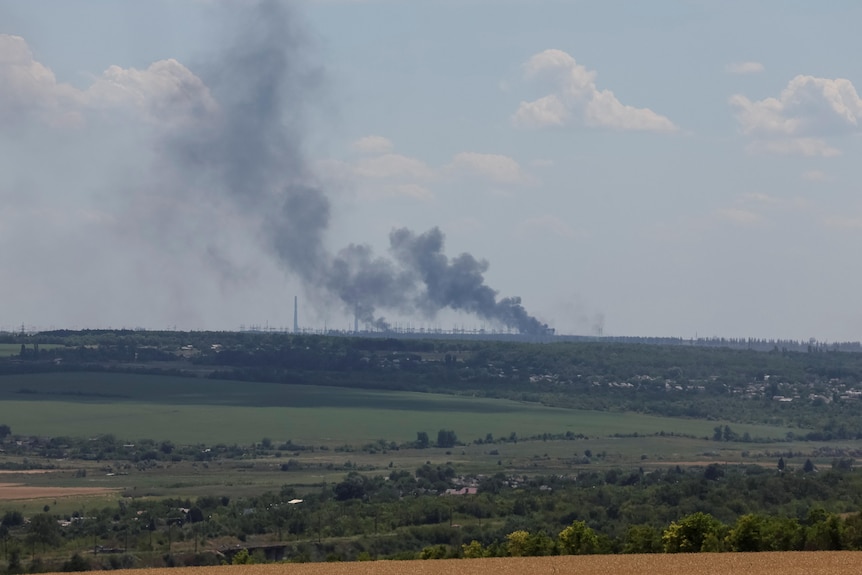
[4,462,862,570]
[455,508,855,558]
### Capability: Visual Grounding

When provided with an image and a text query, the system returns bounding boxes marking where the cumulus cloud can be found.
[446,152,530,185]
[730,74,862,156]
[0,34,215,130]
[716,208,760,225]
[322,139,532,202]
[87,59,217,124]
[513,49,677,132]
[353,153,434,180]
[802,170,830,182]
[352,135,393,155]
[0,34,83,127]
[726,61,764,75]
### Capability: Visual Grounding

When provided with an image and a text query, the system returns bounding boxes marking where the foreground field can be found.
[41,552,862,575]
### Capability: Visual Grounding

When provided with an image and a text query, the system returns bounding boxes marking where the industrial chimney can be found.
[293,296,298,334]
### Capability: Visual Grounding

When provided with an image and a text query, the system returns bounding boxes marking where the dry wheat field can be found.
[41,552,862,575]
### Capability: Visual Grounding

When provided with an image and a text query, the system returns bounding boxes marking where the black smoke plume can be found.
[166,0,548,334]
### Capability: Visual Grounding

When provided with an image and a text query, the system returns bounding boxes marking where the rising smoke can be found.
[167,0,548,335]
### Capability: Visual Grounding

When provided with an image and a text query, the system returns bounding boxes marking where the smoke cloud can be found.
[165,0,548,334]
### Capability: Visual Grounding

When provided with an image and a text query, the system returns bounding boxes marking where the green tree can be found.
[416,431,430,449]
[760,517,803,551]
[805,511,843,550]
[623,524,662,553]
[61,553,91,572]
[436,429,457,448]
[505,530,532,557]
[558,520,598,555]
[727,514,765,552]
[460,540,486,559]
[231,549,255,565]
[662,512,726,553]
[27,514,59,551]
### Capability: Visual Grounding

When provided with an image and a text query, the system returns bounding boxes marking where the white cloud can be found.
[745,137,841,157]
[730,74,862,155]
[446,152,529,185]
[513,49,677,132]
[716,208,760,225]
[802,170,830,182]
[726,61,764,75]
[87,59,217,124]
[739,192,809,211]
[352,135,394,155]
[358,183,434,202]
[0,34,84,127]
[353,153,434,180]
[316,152,435,202]
[0,34,215,129]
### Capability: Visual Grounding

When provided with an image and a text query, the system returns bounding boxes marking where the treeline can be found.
[4,463,862,570]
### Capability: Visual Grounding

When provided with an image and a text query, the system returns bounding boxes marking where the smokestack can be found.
[293,295,298,333]
[354,313,358,334]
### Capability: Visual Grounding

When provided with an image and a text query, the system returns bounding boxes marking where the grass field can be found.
[0,372,796,445]
[36,552,862,575]
[0,343,64,357]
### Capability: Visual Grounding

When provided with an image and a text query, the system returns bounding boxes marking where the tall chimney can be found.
[293,296,298,333]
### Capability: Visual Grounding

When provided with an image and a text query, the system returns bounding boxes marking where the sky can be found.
[2,1,862,341]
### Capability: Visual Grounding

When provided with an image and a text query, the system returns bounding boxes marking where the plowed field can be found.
[0,482,117,500]
[40,552,862,575]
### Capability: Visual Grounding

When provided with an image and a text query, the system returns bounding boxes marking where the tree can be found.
[334,471,367,501]
[461,540,486,559]
[62,553,91,572]
[803,458,815,473]
[662,512,726,553]
[0,425,10,440]
[26,513,59,554]
[416,432,430,449]
[777,457,785,472]
[505,530,531,557]
[505,530,553,557]
[623,524,662,553]
[558,520,598,555]
[727,514,765,552]
[436,429,457,448]
[805,510,843,550]
[231,549,255,565]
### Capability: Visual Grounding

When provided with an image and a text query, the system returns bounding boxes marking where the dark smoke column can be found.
[159,1,548,335]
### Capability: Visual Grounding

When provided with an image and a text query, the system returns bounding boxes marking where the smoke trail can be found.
[166,0,548,334]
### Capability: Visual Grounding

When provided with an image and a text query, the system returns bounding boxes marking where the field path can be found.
[44,552,862,575]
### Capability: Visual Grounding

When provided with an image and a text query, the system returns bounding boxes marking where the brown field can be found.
[0,482,118,500]
[41,552,862,575]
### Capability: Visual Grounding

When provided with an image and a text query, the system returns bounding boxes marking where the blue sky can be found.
[2,1,862,340]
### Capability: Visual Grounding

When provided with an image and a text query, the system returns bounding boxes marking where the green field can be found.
[0,343,64,357]
[0,372,796,445]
